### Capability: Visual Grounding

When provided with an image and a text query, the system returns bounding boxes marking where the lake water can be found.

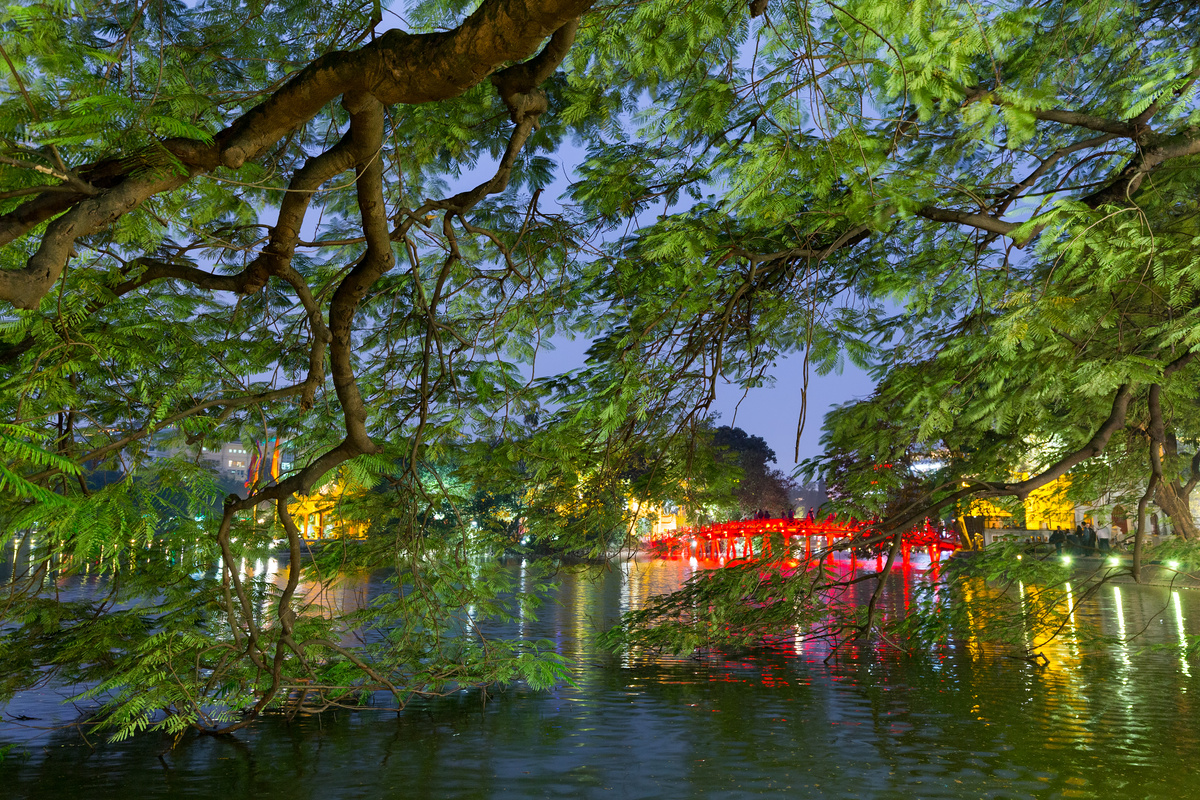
[2,552,1199,799]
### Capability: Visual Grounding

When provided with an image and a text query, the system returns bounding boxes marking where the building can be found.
[965,470,1200,546]
[146,432,294,485]
[286,479,369,541]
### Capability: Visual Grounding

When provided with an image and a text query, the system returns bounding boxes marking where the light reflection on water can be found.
[1,554,1200,799]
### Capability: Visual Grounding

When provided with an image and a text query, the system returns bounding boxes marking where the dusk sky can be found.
[533,333,877,473]
[709,352,876,472]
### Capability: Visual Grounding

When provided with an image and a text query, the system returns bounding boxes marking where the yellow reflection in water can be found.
[958,579,984,659]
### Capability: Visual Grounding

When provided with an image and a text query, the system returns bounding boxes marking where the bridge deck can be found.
[647,516,961,563]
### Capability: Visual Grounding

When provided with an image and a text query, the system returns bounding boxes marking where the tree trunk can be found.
[1155,481,1198,540]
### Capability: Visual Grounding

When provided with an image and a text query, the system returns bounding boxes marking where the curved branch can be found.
[0,0,595,310]
[1,168,190,309]
[431,116,538,213]
[875,383,1135,539]
[916,205,1022,238]
[0,158,131,248]
[1004,383,1134,498]
[328,93,392,455]
[1028,107,1142,138]
[491,18,580,124]
[1083,126,1200,207]
[234,128,362,295]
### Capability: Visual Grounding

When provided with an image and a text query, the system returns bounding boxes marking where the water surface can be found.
[2,553,1199,799]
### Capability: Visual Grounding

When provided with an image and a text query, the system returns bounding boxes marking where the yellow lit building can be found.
[966,474,1076,531]
[285,480,369,541]
[967,497,1013,529]
[627,498,687,539]
[1022,475,1075,530]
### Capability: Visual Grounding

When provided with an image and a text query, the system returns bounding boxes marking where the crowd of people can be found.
[1047,522,1108,555]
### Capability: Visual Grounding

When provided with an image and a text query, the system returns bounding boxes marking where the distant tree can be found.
[711,426,797,518]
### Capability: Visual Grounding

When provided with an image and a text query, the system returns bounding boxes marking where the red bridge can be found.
[646,516,961,568]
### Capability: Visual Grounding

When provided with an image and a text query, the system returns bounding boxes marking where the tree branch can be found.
[0,0,596,310]
[873,383,1135,540]
[916,205,1022,238]
[1083,126,1200,207]
[1027,107,1142,138]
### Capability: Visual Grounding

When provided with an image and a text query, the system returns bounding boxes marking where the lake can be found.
[2,552,1199,799]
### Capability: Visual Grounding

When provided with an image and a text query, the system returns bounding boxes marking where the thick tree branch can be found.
[0,158,129,248]
[873,383,1135,540]
[1083,126,1200,207]
[1004,384,1134,498]
[1028,108,1142,138]
[1,169,190,309]
[1184,451,1200,497]
[916,205,1022,238]
[235,128,362,294]
[491,18,580,124]
[109,256,255,296]
[214,1,592,168]
[327,93,393,455]
[0,0,594,310]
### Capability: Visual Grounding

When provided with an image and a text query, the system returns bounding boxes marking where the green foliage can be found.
[0,423,79,506]
[3,0,1200,737]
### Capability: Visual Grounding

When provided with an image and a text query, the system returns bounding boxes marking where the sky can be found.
[709,352,875,472]
[529,332,876,473]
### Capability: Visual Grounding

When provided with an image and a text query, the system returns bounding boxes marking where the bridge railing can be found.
[647,515,960,561]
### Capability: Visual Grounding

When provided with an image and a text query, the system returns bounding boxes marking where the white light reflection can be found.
[1174,591,1191,678]
[519,559,527,640]
[1065,582,1077,636]
[620,558,644,669]
[1018,582,1031,653]
[1113,586,1131,670]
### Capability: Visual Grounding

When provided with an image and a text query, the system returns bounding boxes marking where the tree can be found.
[3,0,1200,732]
[580,0,1200,651]
[710,425,796,518]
